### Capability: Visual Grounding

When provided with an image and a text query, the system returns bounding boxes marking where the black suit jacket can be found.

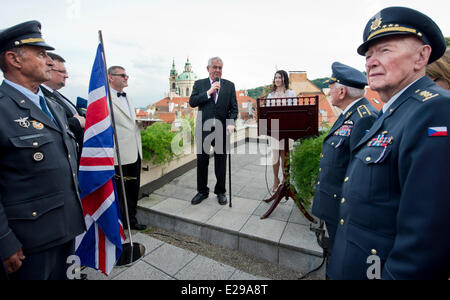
[189,78,238,146]
[0,82,85,259]
[41,86,84,158]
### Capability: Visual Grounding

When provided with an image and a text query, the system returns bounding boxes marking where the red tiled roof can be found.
[156,112,175,123]
[153,97,190,107]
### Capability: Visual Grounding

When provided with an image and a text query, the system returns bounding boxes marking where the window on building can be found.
[319,109,328,122]
[186,88,189,96]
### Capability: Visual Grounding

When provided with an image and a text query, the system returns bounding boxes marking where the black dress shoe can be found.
[130,223,147,231]
[191,192,208,205]
[217,194,227,205]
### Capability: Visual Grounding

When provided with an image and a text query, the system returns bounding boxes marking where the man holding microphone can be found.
[189,57,238,206]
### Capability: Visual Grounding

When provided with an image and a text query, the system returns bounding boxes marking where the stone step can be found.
[137,191,325,277]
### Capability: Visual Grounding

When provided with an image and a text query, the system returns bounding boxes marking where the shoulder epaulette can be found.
[357,104,372,117]
[413,89,439,102]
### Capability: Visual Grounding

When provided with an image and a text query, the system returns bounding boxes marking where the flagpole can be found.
[98,30,134,249]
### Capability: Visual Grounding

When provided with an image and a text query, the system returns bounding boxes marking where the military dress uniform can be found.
[312,62,378,250]
[0,21,85,280]
[327,7,450,280]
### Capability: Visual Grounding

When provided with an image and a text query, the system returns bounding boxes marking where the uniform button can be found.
[33,142,38,147]
[366,156,371,162]
[341,198,345,204]
[344,177,349,182]
[32,212,37,217]
[317,181,320,185]
[371,249,377,255]
[73,173,76,177]
[340,219,344,226]
[319,168,322,172]
[68,154,71,159]
[334,194,337,198]
[331,142,335,146]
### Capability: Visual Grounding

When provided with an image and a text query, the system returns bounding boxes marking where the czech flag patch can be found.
[428,127,448,137]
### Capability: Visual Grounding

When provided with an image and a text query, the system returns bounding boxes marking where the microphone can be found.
[214,77,220,90]
[212,77,220,102]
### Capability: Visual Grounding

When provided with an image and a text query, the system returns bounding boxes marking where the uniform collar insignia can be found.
[345,111,353,119]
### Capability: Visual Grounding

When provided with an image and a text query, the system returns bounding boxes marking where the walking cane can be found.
[228,127,234,208]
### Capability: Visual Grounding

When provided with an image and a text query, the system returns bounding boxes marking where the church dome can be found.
[176,58,197,82]
[177,72,198,81]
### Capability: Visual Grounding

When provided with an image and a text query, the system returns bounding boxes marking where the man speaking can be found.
[189,57,238,206]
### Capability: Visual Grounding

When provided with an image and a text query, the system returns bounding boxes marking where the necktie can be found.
[39,96,55,122]
[213,90,217,103]
[117,92,127,97]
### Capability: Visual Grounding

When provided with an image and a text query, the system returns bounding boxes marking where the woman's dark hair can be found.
[272,70,290,91]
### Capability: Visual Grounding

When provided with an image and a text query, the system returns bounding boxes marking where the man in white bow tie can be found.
[108,66,146,231]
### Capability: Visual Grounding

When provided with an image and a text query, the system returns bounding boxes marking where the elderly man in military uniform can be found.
[0,21,85,280]
[312,62,377,254]
[328,7,450,280]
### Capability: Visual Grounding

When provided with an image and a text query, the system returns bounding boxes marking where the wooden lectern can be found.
[257,96,319,222]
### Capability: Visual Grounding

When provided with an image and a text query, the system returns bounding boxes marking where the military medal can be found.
[334,125,353,137]
[368,134,393,147]
[14,117,30,128]
[31,120,44,130]
[33,152,44,162]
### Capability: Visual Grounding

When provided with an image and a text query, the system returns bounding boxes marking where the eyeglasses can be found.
[111,74,129,78]
[52,69,68,75]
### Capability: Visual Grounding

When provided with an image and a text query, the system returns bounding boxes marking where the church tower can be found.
[169,59,178,94]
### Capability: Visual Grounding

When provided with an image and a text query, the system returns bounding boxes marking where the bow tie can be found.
[117,92,127,98]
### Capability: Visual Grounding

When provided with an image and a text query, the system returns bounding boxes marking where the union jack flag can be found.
[75,44,125,276]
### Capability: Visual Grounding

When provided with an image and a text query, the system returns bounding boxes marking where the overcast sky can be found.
[1,0,449,108]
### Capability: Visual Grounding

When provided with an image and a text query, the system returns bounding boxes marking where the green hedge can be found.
[290,131,328,210]
[141,117,195,165]
[141,122,177,165]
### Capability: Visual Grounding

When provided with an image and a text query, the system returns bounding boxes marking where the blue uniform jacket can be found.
[0,82,85,259]
[312,98,378,226]
[328,76,450,280]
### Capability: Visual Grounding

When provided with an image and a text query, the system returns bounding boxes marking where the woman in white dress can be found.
[267,70,296,192]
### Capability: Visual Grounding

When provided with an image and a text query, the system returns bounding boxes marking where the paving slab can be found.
[239,215,286,244]
[279,222,322,256]
[113,260,174,280]
[220,196,260,215]
[151,197,191,215]
[126,232,165,255]
[175,255,236,280]
[138,193,168,209]
[288,204,314,226]
[153,183,198,201]
[206,209,251,232]
[144,243,197,276]
[174,201,222,224]
[229,270,271,280]
[253,200,293,222]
